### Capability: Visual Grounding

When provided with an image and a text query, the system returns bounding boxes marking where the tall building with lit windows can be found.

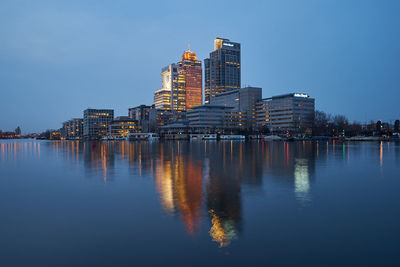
[154,64,178,111]
[83,108,114,140]
[154,89,172,110]
[167,64,186,113]
[178,46,202,110]
[154,63,187,115]
[204,38,241,104]
[153,47,202,125]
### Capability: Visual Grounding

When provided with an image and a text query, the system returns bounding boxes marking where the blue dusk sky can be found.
[0,0,399,133]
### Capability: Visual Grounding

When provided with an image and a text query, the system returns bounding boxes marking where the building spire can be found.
[182,44,197,61]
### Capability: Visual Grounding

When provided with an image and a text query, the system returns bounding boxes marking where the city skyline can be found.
[1,0,400,132]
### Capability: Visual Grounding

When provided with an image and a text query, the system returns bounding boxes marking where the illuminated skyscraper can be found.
[161,64,177,91]
[154,64,177,110]
[178,46,203,110]
[204,38,241,104]
[153,47,202,119]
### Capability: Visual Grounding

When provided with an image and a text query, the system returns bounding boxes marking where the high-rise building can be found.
[153,47,202,127]
[178,46,202,110]
[164,64,185,113]
[204,38,241,104]
[153,63,186,116]
[161,64,177,91]
[256,93,315,134]
[154,64,178,111]
[83,109,114,140]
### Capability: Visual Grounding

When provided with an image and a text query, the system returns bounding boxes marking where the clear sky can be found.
[1,0,399,133]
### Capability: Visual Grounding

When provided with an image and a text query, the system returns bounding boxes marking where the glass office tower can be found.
[204,38,241,104]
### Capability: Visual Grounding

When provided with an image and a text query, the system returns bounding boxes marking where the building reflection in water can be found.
[0,140,41,162]
[1,139,323,248]
[154,160,175,214]
[153,142,204,235]
[87,142,115,182]
[204,141,248,247]
[54,141,116,182]
[176,158,203,235]
[294,158,310,206]
[262,141,316,207]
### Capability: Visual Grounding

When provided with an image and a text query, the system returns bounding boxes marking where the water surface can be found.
[1,140,399,266]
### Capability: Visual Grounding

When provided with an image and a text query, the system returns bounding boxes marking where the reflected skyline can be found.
[2,139,400,266]
[1,139,398,248]
[38,140,318,247]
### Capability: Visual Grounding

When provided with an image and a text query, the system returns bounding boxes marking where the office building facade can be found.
[186,105,245,133]
[211,86,262,130]
[62,118,83,139]
[154,109,174,127]
[162,64,187,112]
[128,104,152,132]
[154,89,171,110]
[109,116,139,139]
[256,93,315,134]
[154,64,177,110]
[178,47,202,110]
[83,109,114,139]
[204,38,241,104]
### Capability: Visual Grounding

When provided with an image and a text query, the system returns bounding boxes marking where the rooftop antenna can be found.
[188,43,191,51]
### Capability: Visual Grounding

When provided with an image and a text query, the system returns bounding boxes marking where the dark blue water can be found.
[1,140,399,266]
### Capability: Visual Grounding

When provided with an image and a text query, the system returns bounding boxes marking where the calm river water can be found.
[1,139,400,266]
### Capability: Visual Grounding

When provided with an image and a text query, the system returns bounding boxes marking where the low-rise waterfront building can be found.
[211,86,262,130]
[186,105,245,133]
[0,131,17,139]
[109,116,139,139]
[187,105,227,130]
[149,109,175,130]
[224,111,247,131]
[160,121,190,139]
[62,118,83,139]
[83,109,114,140]
[128,105,152,132]
[50,130,61,140]
[256,93,315,134]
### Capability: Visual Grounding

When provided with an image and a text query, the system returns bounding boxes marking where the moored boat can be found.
[220,135,245,140]
[127,133,160,141]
